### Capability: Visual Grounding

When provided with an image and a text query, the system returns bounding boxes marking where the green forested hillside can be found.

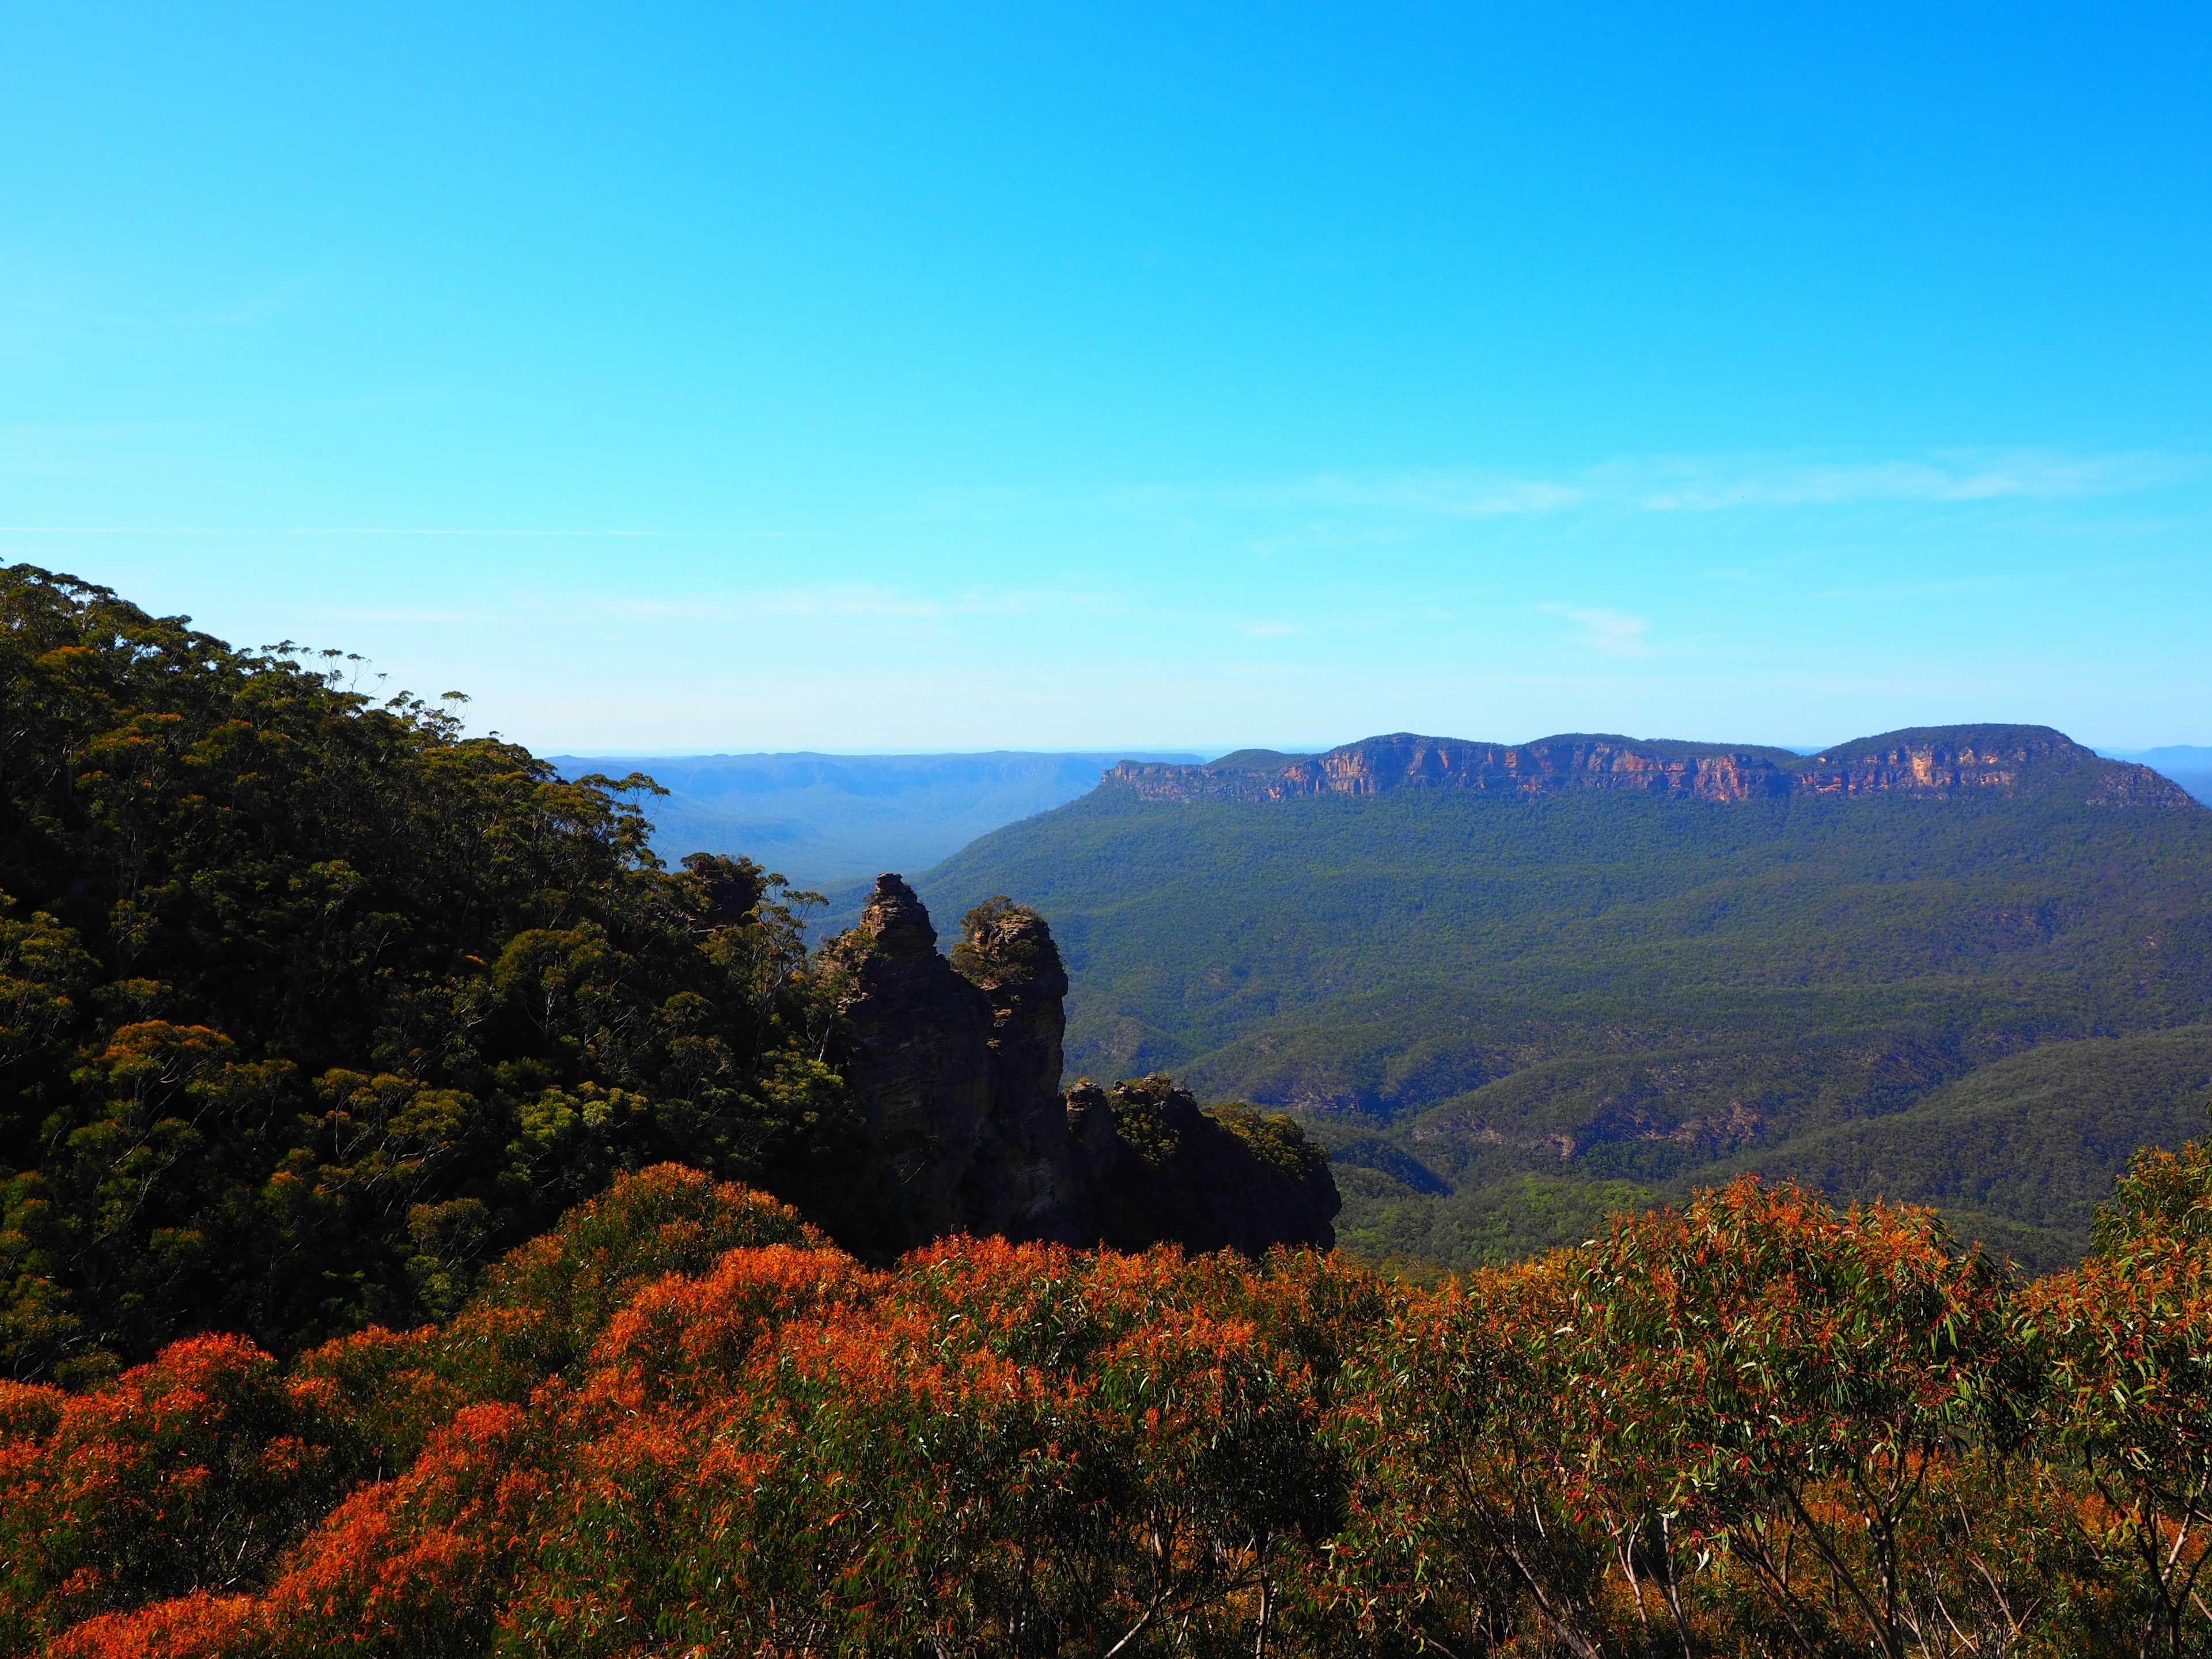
[910,775,2212,1268]
[0,567,853,1381]
[1715,1024,2212,1269]
[0,566,1317,1385]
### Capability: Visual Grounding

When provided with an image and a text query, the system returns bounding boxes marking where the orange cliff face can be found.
[1107,725,2196,808]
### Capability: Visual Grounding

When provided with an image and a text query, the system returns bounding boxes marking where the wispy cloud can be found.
[1620,450,2193,512]
[593,584,1124,623]
[1539,604,1651,657]
[0,253,320,358]
[1279,474,1588,517]
[1298,449,2195,519]
[925,449,2200,532]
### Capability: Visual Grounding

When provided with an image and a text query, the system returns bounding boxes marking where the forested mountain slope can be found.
[0,567,1327,1383]
[911,730,2212,1269]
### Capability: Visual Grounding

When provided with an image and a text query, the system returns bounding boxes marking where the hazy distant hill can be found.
[548,750,1203,884]
[2101,743,2212,805]
[900,726,2212,1271]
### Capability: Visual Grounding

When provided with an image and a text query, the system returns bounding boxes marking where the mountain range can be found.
[548,749,1202,884]
[882,724,2212,1273]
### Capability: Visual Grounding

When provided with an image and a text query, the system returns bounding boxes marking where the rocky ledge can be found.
[1107,724,2192,807]
[790,875,1338,1259]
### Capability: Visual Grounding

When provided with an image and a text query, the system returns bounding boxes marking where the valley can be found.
[904,728,2212,1270]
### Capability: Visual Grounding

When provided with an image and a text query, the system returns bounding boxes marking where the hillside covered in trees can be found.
[0,566,1328,1385]
[906,733,2212,1271]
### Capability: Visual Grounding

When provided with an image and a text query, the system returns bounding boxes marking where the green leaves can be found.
[6,1163,2212,1656]
[0,565,851,1378]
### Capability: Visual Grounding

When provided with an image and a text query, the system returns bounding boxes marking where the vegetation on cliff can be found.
[2,1135,2207,1656]
[1070,1074,1340,1255]
[908,762,2212,1270]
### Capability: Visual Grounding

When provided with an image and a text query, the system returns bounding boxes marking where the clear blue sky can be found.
[5,3,2209,752]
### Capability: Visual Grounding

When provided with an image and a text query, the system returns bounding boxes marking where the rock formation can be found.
[1105,724,2195,808]
[810,876,1338,1259]
[1066,1075,1339,1254]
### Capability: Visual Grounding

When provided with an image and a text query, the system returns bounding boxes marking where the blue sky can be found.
[4,3,2209,752]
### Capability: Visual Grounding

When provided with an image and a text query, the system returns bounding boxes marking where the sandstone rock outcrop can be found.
[1107,724,2194,808]
[808,874,1007,1257]
[810,877,1338,1259]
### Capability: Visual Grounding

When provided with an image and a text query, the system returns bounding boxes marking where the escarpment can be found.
[802,876,1338,1258]
[1109,724,2194,808]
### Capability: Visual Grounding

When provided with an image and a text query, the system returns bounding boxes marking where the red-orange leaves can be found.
[27,1164,2212,1657]
[592,1242,876,1410]
[2025,1139,2212,1658]
[249,1402,542,1659]
[445,1162,821,1392]
[486,1236,1346,1657]
[40,1590,259,1659]
[0,1335,349,1651]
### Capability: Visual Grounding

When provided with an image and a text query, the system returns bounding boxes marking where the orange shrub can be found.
[11,1161,2209,1657]
[0,1335,350,1651]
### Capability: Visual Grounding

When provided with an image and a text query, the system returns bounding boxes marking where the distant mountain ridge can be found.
[1110,724,2192,807]
[550,748,1205,882]
[2100,744,2212,806]
[904,719,2212,1272]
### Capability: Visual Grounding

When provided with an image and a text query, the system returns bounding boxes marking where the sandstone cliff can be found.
[804,876,1338,1258]
[1107,724,2193,808]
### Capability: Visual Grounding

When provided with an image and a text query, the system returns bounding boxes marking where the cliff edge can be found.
[1107,724,2193,807]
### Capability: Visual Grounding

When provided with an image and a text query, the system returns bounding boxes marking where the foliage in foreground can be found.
[1,1138,2206,1658]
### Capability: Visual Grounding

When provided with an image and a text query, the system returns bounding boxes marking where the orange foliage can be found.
[4,1158,2209,1656]
[39,1592,258,1659]
[0,1334,351,1651]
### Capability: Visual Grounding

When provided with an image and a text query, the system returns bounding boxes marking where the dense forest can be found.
[906,755,2212,1270]
[0,566,1315,1385]
[0,564,868,1382]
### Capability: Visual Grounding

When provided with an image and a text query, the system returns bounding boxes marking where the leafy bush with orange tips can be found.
[499,1233,1358,1657]
[2024,1138,2212,1659]
[8,1152,2212,1656]
[37,1591,260,1659]
[0,1335,354,1652]
[1334,1179,2140,1658]
[431,1161,824,1399]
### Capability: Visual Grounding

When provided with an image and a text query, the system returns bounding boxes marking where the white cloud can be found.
[1622,450,2192,512]
[1054,448,2202,529]
[1538,604,1651,657]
